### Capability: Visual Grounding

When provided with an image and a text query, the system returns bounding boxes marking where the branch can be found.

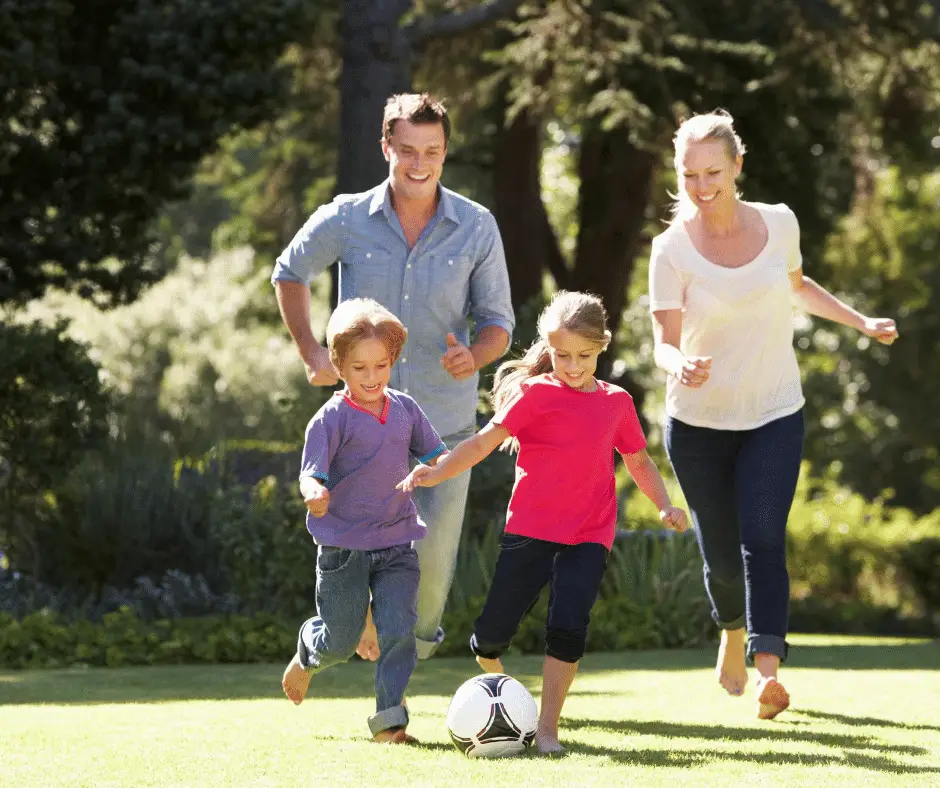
[406,0,526,49]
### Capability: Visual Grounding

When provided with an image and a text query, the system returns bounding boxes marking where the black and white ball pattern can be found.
[446,673,538,758]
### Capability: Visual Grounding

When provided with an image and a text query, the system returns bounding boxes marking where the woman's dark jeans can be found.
[665,409,804,662]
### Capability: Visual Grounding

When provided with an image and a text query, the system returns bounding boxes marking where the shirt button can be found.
[404,388,409,394]
[366,252,372,259]
[448,259,454,265]
[404,294,409,300]
[406,264,412,269]
[402,358,407,364]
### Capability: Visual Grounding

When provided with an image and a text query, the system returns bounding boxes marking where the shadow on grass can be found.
[559,741,940,775]
[793,709,940,734]
[565,717,928,756]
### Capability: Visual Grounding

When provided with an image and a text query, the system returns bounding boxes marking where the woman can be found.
[648,111,898,719]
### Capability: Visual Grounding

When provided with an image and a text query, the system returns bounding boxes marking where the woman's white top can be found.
[648,202,805,430]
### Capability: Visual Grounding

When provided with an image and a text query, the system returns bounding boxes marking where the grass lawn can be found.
[1,634,938,788]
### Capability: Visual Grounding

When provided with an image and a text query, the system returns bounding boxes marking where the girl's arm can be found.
[397,422,512,491]
[621,449,689,532]
[789,270,898,344]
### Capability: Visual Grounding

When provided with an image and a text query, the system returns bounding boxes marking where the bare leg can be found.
[535,655,577,754]
[716,628,748,696]
[357,604,380,661]
[281,653,313,705]
[754,652,790,719]
[476,655,503,674]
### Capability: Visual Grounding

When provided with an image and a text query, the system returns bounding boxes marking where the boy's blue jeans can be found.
[297,543,419,736]
[665,409,804,663]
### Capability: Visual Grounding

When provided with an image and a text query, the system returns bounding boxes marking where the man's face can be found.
[382,119,447,204]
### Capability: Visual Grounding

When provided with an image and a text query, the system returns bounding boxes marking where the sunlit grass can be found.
[1,635,937,787]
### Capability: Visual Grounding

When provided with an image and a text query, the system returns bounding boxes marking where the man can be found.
[272,93,514,660]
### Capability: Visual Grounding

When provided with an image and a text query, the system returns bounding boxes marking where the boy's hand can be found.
[396,464,436,492]
[304,486,330,517]
[660,505,689,533]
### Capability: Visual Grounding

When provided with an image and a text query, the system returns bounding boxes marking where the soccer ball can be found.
[446,673,538,758]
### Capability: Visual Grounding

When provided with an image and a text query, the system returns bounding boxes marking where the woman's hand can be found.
[396,464,438,493]
[660,506,690,533]
[862,317,899,346]
[678,355,712,387]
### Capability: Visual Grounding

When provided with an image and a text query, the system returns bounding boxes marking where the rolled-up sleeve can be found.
[648,237,685,312]
[271,202,345,286]
[468,212,515,339]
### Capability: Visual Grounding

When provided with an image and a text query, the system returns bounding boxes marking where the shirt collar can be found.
[369,179,460,226]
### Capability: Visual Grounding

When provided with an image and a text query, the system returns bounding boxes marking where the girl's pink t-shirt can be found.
[492,374,647,549]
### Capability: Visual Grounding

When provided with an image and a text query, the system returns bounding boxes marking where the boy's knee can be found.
[545,626,587,663]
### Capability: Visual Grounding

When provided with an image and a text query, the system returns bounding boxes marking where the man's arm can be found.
[275,281,338,385]
[468,211,515,361]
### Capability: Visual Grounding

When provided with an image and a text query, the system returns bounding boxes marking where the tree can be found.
[0,0,314,306]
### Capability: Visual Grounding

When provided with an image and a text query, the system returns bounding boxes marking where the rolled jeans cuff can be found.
[368,704,409,736]
[747,634,789,664]
[416,626,445,660]
[715,613,746,631]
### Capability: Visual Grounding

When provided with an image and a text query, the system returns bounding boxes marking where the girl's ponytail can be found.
[490,339,552,453]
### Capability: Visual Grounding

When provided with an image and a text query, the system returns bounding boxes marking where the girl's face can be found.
[546,328,602,391]
[677,139,741,213]
[340,337,392,408]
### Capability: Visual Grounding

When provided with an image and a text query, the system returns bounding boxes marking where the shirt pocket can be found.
[341,243,394,305]
[425,253,472,319]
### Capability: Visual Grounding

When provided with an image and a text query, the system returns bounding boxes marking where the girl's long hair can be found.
[491,290,610,452]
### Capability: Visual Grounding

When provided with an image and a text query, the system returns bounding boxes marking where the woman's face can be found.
[677,139,742,213]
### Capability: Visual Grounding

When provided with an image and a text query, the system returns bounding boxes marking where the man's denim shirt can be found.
[272,180,515,437]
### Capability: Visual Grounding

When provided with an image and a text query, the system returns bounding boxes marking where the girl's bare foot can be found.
[535,730,564,754]
[373,727,419,744]
[357,615,380,661]
[281,654,313,705]
[756,675,790,720]
[476,655,503,674]
[716,629,748,696]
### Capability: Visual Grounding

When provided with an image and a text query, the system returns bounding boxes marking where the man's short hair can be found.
[382,93,450,145]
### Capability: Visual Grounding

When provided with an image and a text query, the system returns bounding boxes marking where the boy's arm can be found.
[398,422,510,490]
[299,475,330,517]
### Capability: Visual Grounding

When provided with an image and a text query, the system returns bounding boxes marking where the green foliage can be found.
[0,609,294,669]
[0,0,317,305]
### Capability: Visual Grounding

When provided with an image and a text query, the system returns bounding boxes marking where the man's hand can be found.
[441,333,476,381]
[304,345,340,386]
[304,485,330,517]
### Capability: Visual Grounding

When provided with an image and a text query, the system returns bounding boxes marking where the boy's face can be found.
[341,337,392,407]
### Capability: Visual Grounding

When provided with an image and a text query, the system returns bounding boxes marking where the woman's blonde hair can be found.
[326,298,407,371]
[491,291,611,451]
[670,109,746,220]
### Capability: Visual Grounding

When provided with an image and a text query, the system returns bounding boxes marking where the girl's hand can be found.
[396,464,437,493]
[678,356,711,388]
[862,317,898,345]
[304,486,330,518]
[660,506,689,533]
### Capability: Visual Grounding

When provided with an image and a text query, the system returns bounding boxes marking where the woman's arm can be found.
[651,309,712,387]
[398,422,512,491]
[789,269,898,344]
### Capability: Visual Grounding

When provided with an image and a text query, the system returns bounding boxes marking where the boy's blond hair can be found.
[326,298,407,370]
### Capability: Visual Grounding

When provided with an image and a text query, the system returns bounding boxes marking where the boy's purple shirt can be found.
[300,388,446,550]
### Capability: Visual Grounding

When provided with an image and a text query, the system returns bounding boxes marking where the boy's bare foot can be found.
[373,727,419,744]
[281,654,313,705]
[476,655,504,674]
[716,629,748,696]
[756,676,790,720]
[356,616,380,661]
[535,730,564,754]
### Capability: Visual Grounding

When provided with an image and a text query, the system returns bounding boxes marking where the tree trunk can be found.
[492,105,567,310]
[572,128,657,412]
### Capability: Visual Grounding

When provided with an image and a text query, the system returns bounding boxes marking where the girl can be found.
[649,111,898,719]
[281,298,448,744]
[398,290,689,754]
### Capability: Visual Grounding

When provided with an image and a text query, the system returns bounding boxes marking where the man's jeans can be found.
[665,409,804,663]
[297,543,419,736]
[412,426,475,659]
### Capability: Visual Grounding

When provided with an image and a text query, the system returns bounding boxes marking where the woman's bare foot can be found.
[281,654,313,705]
[535,730,564,754]
[716,629,748,696]
[356,613,380,661]
[756,675,790,720]
[476,655,504,674]
[373,727,419,744]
